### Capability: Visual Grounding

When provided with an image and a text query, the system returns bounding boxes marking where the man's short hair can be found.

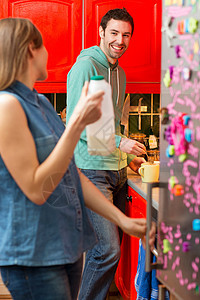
[100,8,134,36]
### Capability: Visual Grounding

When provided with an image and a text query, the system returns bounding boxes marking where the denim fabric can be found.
[0,81,96,267]
[0,255,83,300]
[78,168,127,300]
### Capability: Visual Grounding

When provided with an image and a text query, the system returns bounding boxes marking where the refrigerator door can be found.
[157,1,200,299]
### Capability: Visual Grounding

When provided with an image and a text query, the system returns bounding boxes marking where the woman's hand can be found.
[140,221,157,251]
[120,217,156,250]
[71,81,104,128]
[121,216,147,239]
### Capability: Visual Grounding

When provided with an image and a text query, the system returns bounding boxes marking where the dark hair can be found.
[100,8,134,36]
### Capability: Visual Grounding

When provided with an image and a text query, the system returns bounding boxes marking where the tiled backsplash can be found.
[128,93,160,139]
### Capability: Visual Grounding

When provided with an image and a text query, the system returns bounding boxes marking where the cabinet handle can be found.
[126,195,132,203]
[145,182,167,272]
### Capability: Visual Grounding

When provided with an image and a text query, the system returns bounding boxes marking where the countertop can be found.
[127,168,159,212]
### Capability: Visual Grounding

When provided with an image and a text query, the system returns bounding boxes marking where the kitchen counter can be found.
[127,168,159,214]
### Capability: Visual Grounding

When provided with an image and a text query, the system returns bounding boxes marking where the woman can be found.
[0,18,155,300]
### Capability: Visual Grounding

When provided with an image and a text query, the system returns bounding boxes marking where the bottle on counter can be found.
[148,127,158,150]
[86,75,116,155]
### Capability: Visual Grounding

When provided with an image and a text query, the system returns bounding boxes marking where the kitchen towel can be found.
[135,239,170,300]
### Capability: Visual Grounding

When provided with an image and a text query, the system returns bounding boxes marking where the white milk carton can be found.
[86,75,116,155]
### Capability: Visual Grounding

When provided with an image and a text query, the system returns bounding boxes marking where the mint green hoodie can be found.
[66,46,135,170]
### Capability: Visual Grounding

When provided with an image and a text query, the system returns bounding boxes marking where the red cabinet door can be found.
[0,0,82,93]
[115,186,147,300]
[84,0,161,93]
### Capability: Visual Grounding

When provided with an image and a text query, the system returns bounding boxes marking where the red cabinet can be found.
[84,0,162,93]
[115,186,147,300]
[0,0,161,93]
[0,0,82,93]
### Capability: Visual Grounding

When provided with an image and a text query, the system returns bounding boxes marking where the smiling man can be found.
[66,8,146,300]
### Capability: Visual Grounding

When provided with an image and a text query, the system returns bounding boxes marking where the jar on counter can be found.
[147,150,160,163]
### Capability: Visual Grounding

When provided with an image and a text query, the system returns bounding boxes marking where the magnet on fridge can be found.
[184,128,192,142]
[178,153,188,162]
[173,184,184,196]
[182,241,190,252]
[183,115,191,125]
[178,20,185,34]
[193,219,200,231]
[169,176,178,189]
[193,41,199,54]
[189,50,194,61]
[182,67,191,80]
[163,239,172,254]
[166,145,175,157]
[175,45,181,58]
[195,285,200,295]
[169,66,174,79]
[188,18,198,34]
[163,69,171,87]
[164,126,173,144]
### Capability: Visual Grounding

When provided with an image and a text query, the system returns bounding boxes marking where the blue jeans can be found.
[79,168,127,300]
[0,256,83,300]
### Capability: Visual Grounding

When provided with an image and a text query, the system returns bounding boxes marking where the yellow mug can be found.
[138,162,160,183]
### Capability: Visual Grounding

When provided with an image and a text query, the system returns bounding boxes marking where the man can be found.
[66,8,146,300]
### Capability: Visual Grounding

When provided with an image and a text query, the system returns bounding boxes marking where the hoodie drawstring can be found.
[116,67,119,105]
[108,67,111,85]
[108,67,119,106]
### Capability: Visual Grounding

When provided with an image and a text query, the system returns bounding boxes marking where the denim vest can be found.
[0,81,96,266]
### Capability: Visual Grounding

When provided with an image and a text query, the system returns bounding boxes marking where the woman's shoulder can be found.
[0,92,26,126]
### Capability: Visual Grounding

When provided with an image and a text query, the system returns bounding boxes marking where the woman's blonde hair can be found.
[0,18,43,90]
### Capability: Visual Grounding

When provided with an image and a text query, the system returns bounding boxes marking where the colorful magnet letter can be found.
[163,69,171,87]
[178,153,188,162]
[182,241,190,252]
[188,18,198,34]
[184,128,192,142]
[193,41,199,54]
[182,68,191,80]
[166,145,175,157]
[183,115,191,126]
[193,219,200,231]
[163,239,172,254]
[164,126,173,144]
[173,184,184,196]
[195,285,200,295]
[169,176,178,189]
[169,66,174,79]
[175,45,181,58]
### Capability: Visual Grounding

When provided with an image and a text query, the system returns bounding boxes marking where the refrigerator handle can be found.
[145,182,167,272]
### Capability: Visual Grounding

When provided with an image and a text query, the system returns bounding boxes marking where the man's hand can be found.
[119,137,146,156]
[128,156,146,173]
